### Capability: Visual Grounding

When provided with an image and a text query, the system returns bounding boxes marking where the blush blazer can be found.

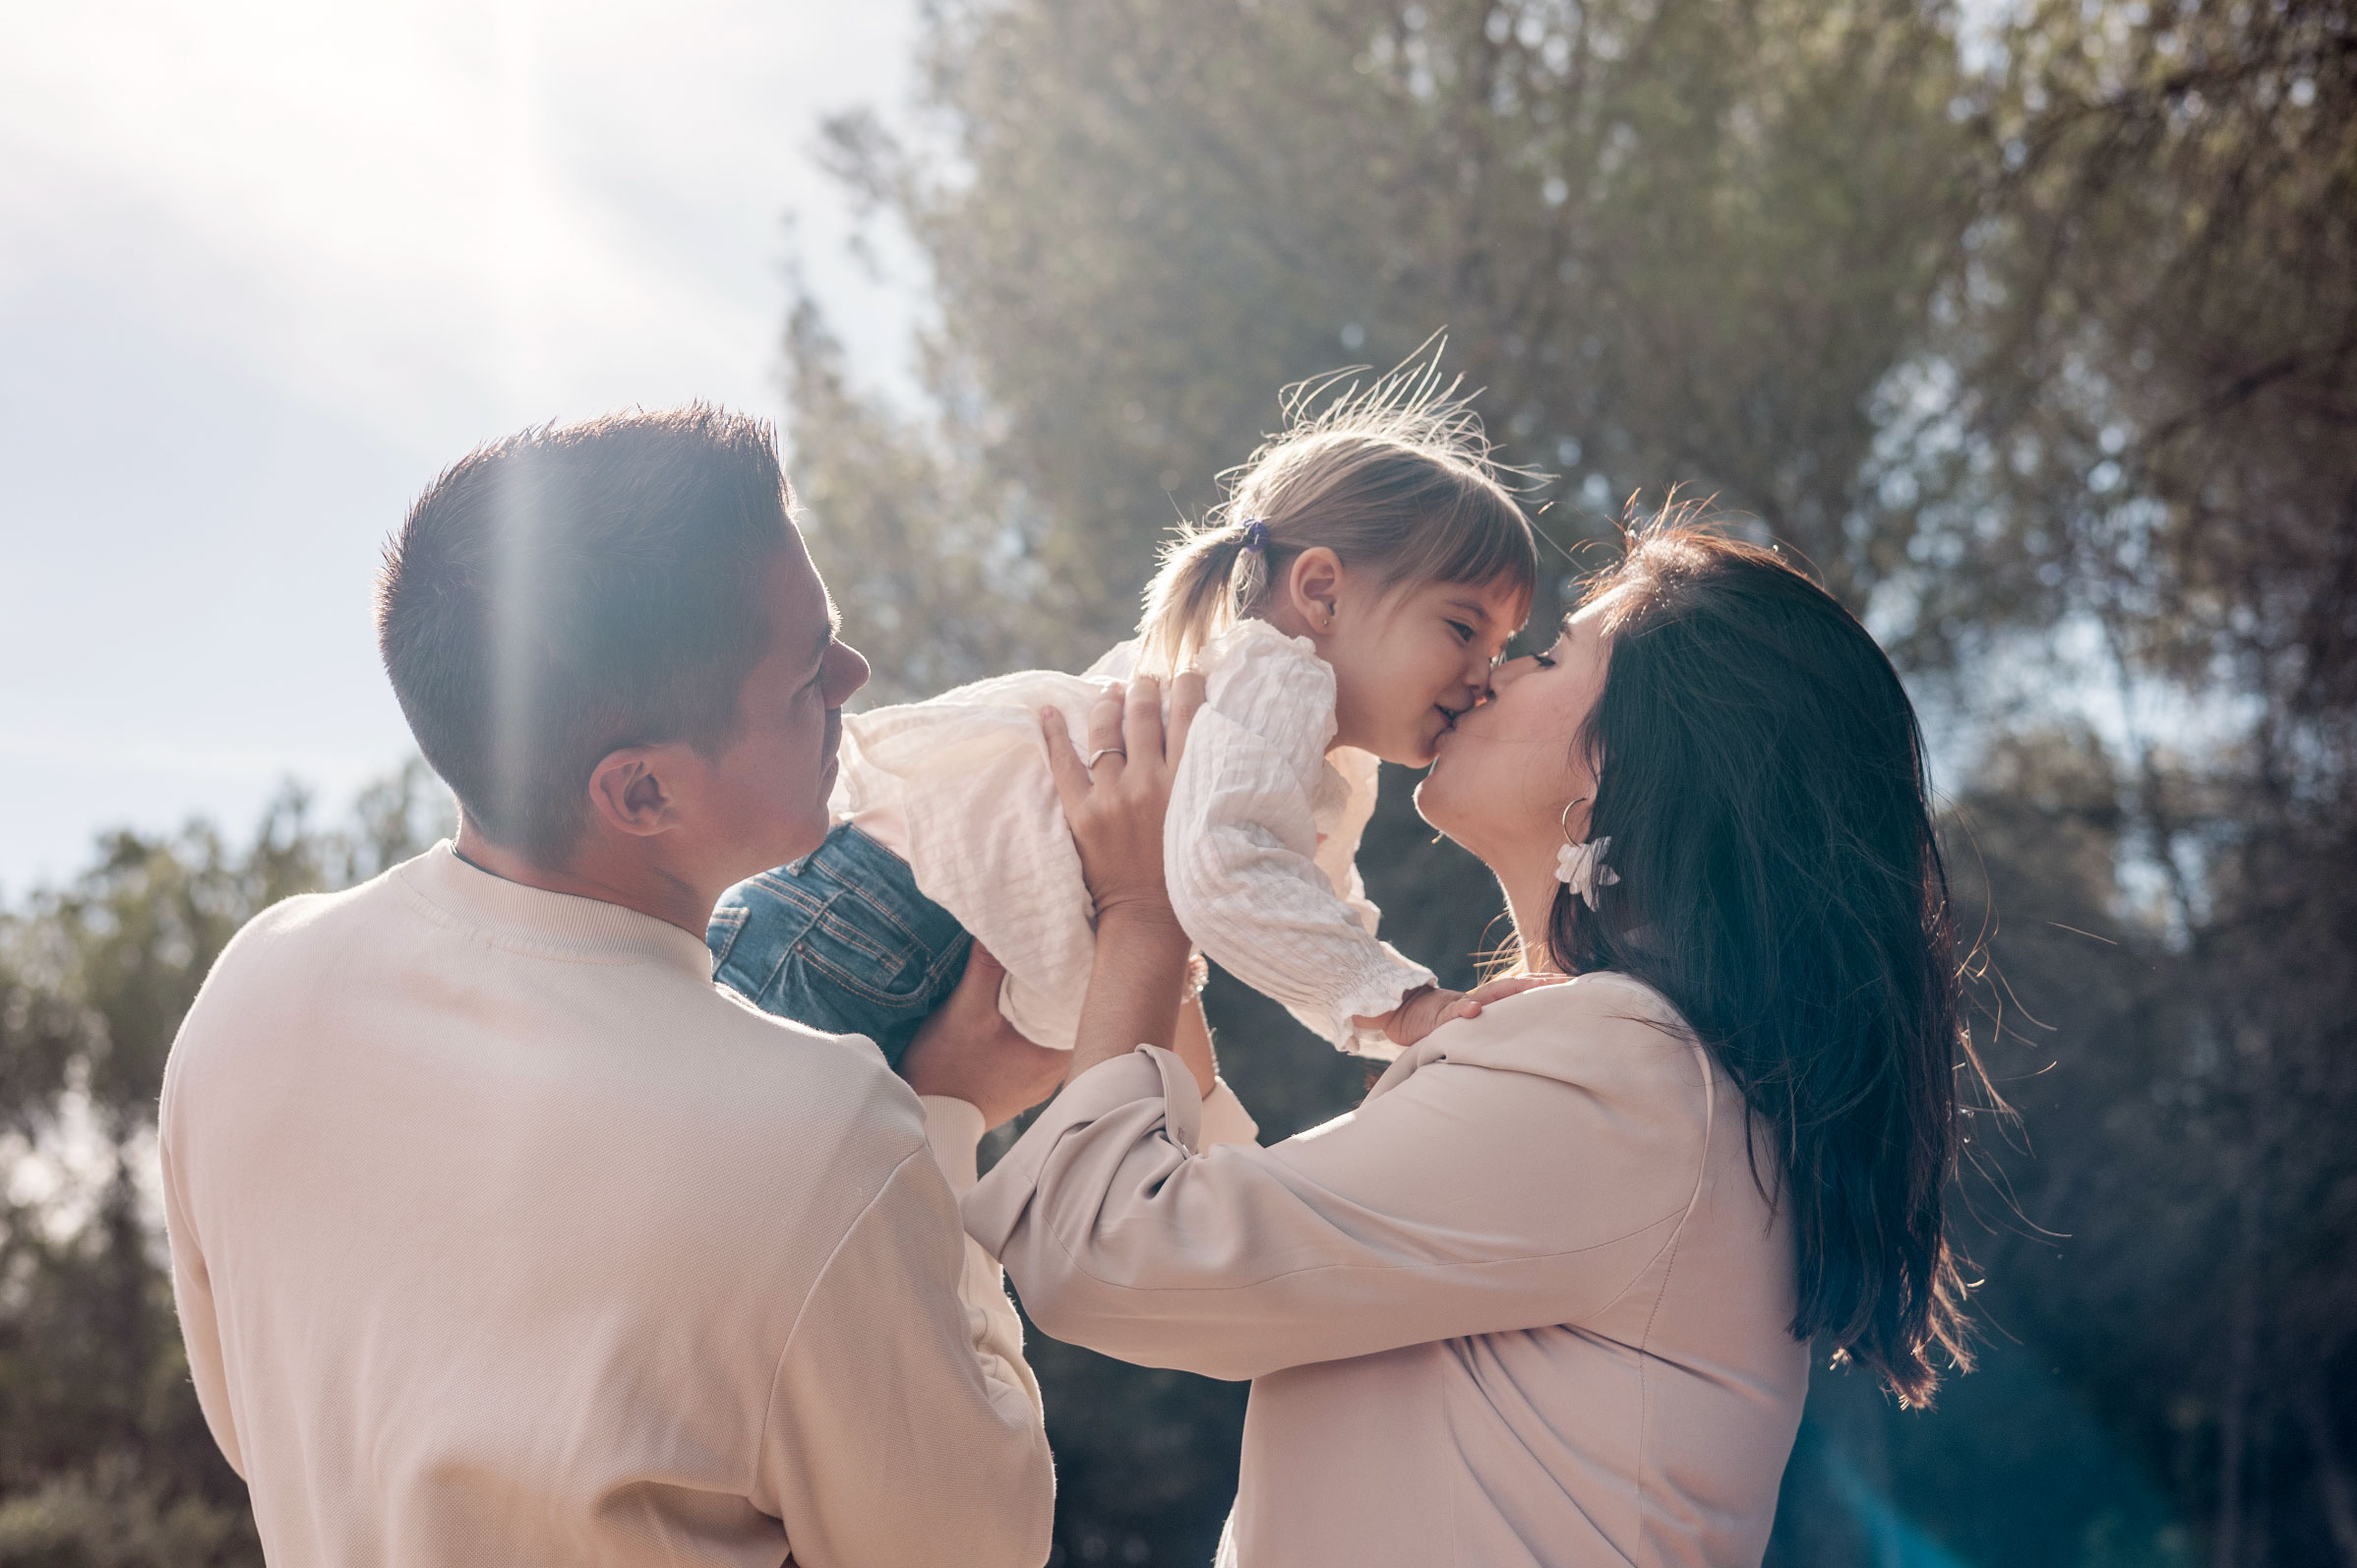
[965,973,1810,1567]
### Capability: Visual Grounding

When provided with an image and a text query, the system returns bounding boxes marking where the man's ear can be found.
[585,745,692,838]
[1287,547,1343,634]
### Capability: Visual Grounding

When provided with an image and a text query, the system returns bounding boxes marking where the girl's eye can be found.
[1447,621,1475,643]
[1531,651,1558,670]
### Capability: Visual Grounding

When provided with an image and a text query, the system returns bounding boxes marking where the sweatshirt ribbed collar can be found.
[394,842,715,978]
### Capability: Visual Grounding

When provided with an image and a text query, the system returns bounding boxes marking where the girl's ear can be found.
[1288,547,1344,634]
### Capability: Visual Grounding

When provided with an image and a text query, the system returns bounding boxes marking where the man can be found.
[159,407,1063,1565]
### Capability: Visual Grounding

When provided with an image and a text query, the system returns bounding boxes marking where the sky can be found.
[0,0,927,895]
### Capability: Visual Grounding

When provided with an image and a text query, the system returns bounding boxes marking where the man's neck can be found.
[452,823,715,937]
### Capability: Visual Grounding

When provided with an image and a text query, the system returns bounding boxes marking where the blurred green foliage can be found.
[1,0,2349,1564]
[0,766,453,1565]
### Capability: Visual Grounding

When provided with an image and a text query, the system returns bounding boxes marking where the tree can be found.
[1898,4,2357,1561]
[787,0,2356,1561]
[802,0,1983,644]
[0,763,453,1566]
[3,1,2347,1560]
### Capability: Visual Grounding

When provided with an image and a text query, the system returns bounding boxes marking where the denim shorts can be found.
[707,824,973,1068]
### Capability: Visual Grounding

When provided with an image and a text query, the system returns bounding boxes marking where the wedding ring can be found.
[1085,747,1126,768]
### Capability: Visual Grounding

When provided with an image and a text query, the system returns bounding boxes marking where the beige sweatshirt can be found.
[966,974,1810,1568]
[159,843,1054,1567]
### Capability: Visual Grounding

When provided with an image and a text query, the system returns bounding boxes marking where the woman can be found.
[966,524,1981,1566]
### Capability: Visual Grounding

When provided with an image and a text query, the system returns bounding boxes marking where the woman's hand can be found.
[1042,675,1204,925]
[901,944,1069,1129]
[1045,673,1207,1080]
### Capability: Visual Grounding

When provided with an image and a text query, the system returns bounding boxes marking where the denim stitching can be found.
[728,888,827,1000]
[830,878,930,954]
[705,905,749,968]
[715,824,968,1023]
[812,907,905,971]
[920,930,976,991]
[801,941,939,1009]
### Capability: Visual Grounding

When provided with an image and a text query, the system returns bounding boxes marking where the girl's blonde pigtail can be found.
[1137,520,1259,674]
[1229,521,1270,626]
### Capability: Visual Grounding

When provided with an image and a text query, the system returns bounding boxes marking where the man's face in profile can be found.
[698,523,870,879]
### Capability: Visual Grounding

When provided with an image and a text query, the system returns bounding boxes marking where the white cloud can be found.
[0,0,927,889]
[1,0,918,447]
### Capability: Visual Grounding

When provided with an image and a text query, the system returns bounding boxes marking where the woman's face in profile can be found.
[1416,590,1618,878]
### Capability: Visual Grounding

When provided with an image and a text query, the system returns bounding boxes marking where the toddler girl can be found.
[708,368,1539,1063]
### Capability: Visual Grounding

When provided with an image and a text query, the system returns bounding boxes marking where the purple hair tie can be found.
[1240,518,1269,552]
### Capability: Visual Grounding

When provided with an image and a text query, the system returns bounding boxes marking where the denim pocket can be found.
[708,826,968,1028]
[790,881,936,1006]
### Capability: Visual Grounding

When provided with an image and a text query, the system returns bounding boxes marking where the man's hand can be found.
[901,944,1068,1130]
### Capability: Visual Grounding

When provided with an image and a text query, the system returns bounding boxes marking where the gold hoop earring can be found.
[1559,795,1590,843]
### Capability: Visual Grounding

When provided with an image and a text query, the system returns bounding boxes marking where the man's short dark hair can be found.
[377,405,793,864]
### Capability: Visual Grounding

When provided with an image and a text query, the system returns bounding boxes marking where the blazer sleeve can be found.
[964,991,1714,1383]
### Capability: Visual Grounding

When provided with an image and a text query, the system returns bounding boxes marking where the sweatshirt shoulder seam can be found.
[751,1142,932,1485]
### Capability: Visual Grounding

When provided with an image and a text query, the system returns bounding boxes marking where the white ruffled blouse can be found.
[831,618,1434,1055]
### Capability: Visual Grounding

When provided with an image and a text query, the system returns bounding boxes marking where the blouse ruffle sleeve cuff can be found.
[1320,948,1439,1054]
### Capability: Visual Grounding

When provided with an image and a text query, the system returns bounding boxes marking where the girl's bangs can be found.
[1412,487,1541,599]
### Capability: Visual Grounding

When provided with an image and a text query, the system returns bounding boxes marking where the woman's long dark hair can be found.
[1553,521,1984,1406]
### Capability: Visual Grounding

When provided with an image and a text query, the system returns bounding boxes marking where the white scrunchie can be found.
[1554,836,1620,909]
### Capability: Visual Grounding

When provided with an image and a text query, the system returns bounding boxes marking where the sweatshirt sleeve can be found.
[158,1054,243,1479]
[755,1141,1054,1568]
[1165,628,1434,1048]
[919,1095,1044,1413]
[964,993,1713,1384]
